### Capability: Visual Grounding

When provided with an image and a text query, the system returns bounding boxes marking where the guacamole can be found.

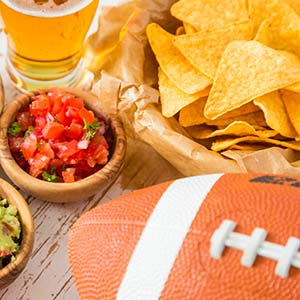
[0,199,21,268]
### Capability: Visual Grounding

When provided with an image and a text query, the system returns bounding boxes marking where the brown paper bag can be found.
[87,1,300,176]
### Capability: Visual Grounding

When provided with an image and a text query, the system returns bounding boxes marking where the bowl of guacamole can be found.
[0,178,34,288]
[0,198,21,269]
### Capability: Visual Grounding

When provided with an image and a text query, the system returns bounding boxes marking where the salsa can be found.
[8,88,112,183]
[0,199,21,269]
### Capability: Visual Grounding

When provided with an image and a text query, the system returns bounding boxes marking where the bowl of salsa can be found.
[0,87,126,202]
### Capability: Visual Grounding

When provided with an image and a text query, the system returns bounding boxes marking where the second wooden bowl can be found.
[0,178,34,288]
[0,87,126,203]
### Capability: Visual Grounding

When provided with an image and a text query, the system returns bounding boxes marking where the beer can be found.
[0,0,99,89]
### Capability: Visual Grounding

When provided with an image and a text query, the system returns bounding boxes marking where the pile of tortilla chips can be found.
[146,0,300,153]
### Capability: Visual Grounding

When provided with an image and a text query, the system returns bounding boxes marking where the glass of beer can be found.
[0,0,99,90]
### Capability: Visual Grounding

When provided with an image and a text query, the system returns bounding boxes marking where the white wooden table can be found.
[0,1,182,299]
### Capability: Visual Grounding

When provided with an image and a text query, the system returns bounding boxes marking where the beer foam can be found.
[1,0,94,17]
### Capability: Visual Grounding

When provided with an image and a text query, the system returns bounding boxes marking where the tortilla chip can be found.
[179,99,262,128]
[179,97,207,127]
[187,121,277,139]
[223,144,267,151]
[220,102,260,118]
[158,68,210,118]
[204,40,300,120]
[255,18,272,44]
[249,0,300,56]
[212,136,300,152]
[171,0,248,32]
[185,124,216,139]
[284,82,300,93]
[176,26,185,35]
[146,23,211,94]
[173,19,253,79]
[206,111,269,127]
[254,91,298,138]
[285,0,300,15]
[183,22,197,34]
[280,90,300,136]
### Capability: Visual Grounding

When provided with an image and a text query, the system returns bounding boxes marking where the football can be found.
[68,173,300,300]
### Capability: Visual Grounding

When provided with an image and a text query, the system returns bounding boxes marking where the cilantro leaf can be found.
[90,120,101,131]
[37,140,45,149]
[50,165,57,174]
[8,122,22,136]
[41,171,59,183]
[24,126,34,138]
[83,119,100,141]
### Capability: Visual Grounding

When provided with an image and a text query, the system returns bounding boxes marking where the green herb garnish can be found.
[50,165,57,174]
[19,149,24,158]
[8,122,22,136]
[37,139,45,149]
[83,119,100,141]
[41,171,59,183]
[24,126,34,138]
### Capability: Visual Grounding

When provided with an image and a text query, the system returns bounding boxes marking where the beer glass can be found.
[0,0,99,90]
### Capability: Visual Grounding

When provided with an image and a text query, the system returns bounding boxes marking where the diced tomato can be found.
[35,116,47,130]
[32,127,43,141]
[62,168,75,183]
[42,122,65,140]
[74,160,93,172]
[21,134,37,160]
[55,140,81,160]
[49,158,64,169]
[48,88,64,101]
[48,158,65,177]
[65,106,80,120]
[86,156,96,168]
[28,166,40,178]
[78,107,95,124]
[8,136,24,153]
[75,161,102,178]
[16,111,34,131]
[65,97,84,110]
[30,94,51,117]
[49,89,64,115]
[51,97,63,115]
[28,153,51,177]
[86,136,109,166]
[28,153,50,168]
[66,149,84,165]
[61,93,75,103]
[64,121,83,139]
[55,108,67,126]
[0,249,12,257]
[39,142,55,159]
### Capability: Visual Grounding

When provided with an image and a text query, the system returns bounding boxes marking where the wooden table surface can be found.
[0,1,182,299]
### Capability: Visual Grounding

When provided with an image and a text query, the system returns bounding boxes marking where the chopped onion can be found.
[77,140,89,149]
[46,112,54,123]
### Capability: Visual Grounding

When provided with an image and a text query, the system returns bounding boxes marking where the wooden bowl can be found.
[0,87,126,203]
[0,178,34,288]
[0,76,4,115]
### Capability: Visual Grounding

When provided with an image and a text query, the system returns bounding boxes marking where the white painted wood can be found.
[0,152,179,299]
[0,176,133,300]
